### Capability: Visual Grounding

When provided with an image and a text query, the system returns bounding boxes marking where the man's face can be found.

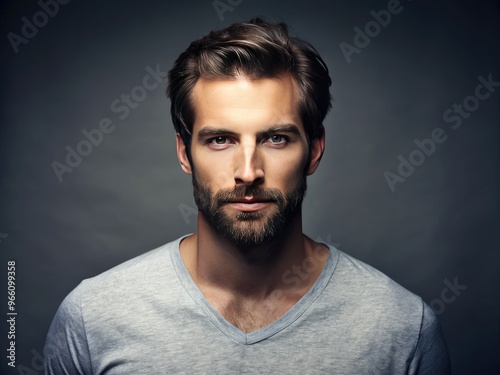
[180,75,316,248]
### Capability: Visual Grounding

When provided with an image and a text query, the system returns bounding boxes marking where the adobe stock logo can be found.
[213,0,243,21]
[428,278,467,316]
[15,347,46,374]
[384,73,499,192]
[7,0,71,54]
[51,64,167,182]
[339,0,413,64]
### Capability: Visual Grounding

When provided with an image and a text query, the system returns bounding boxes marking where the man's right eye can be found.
[212,136,227,144]
[206,136,231,148]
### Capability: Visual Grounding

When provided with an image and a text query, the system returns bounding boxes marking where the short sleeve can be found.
[408,301,451,374]
[44,283,93,375]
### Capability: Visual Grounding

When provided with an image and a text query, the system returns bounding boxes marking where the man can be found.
[44,18,450,374]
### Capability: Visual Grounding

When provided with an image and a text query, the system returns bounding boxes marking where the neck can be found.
[180,211,322,299]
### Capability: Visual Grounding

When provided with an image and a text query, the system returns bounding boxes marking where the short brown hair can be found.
[167,17,332,160]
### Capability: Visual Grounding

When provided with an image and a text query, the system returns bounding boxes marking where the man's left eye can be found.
[267,135,287,144]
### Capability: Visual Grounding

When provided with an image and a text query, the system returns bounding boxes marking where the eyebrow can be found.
[197,124,301,142]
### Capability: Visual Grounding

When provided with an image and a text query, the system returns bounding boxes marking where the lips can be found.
[227,197,273,204]
[225,197,274,212]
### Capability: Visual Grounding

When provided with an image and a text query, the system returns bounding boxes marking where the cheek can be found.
[266,156,307,187]
[192,157,233,191]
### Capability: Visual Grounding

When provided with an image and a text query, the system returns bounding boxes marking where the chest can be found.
[221,299,290,333]
[203,290,298,333]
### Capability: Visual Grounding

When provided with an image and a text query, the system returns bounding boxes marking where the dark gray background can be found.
[1,0,499,373]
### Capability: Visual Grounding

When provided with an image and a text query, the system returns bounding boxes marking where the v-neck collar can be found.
[170,234,339,345]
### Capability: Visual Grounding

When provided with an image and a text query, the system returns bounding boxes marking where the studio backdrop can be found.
[1,0,499,374]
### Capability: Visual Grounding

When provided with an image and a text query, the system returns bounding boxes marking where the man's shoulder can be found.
[317,246,429,346]
[311,245,449,373]
[327,246,424,317]
[45,235,192,373]
[69,235,187,304]
[90,237,181,280]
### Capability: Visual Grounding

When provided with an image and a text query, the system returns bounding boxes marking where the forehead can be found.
[191,74,302,131]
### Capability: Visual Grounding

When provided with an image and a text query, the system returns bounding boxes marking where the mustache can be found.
[214,185,284,204]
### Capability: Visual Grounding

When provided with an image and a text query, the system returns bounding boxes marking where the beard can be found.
[192,173,307,250]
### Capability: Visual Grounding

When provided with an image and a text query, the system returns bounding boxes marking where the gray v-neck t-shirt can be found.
[44,235,450,374]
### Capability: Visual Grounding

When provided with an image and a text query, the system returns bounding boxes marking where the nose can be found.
[233,142,264,186]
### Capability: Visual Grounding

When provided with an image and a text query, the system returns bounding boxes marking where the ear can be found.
[306,127,325,176]
[176,133,192,175]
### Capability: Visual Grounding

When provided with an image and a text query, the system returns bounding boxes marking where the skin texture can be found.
[176,74,329,333]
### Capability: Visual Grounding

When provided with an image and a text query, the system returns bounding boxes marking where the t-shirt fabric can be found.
[44,235,450,374]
